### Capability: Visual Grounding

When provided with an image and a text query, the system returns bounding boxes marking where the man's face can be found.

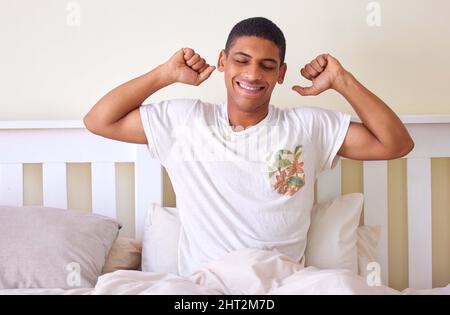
[217,36,287,112]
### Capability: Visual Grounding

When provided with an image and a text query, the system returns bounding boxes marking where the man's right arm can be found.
[83,64,174,144]
[83,48,216,144]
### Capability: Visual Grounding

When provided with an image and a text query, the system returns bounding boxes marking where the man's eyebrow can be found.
[233,52,278,64]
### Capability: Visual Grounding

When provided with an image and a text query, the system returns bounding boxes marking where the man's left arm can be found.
[292,53,414,160]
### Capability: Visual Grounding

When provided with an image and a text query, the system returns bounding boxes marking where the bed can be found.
[0,114,449,295]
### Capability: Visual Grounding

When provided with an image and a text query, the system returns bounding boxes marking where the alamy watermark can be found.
[66,1,81,27]
[166,124,283,163]
[366,2,381,27]
[366,261,382,287]
[66,262,81,287]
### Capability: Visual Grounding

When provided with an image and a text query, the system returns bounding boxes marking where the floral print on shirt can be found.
[266,145,305,196]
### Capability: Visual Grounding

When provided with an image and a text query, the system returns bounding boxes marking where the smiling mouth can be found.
[235,81,265,95]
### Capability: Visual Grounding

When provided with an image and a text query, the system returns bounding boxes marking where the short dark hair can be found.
[225,17,286,65]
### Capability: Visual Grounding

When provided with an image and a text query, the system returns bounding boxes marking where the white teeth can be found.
[238,82,262,91]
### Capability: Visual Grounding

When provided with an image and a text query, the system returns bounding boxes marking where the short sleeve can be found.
[294,106,351,175]
[139,98,198,162]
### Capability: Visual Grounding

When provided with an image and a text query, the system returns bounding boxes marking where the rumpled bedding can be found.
[2,248,449,295]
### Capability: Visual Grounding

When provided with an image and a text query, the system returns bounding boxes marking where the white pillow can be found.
[304,193,364,274]
[141,204,180,274]
[142,194,375,277]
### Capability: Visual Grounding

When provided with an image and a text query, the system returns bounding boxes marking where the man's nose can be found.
[244,64,263,80]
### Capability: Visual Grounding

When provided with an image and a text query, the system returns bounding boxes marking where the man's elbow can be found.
[390,139,415,159]
[83,114,100,134]
[401,138,415,156]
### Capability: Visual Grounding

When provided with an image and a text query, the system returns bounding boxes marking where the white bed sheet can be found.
[0,288,92,295]
[2,248,449,295]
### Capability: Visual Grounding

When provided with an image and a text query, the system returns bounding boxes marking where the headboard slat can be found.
[43,163,68,209]
[0,163,23,206]
[316,159,342,203]
[363,160,389,286]
[92,162,117,219]
[407,158,433,289]
[134,145,163,241]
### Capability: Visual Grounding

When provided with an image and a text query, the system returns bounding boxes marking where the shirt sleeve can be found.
[294,106,351,176]
[139,98,198,163]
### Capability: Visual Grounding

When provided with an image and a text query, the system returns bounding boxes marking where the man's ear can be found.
[278,63,287,84]
[217,50,226,72]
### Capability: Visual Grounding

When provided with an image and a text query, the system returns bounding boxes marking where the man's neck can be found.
[227,102,269,130]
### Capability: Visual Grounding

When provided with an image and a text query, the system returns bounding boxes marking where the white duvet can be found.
[2,248,449,295]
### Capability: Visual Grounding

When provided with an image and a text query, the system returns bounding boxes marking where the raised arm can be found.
[292,54,414,160]
[83,48,216,144]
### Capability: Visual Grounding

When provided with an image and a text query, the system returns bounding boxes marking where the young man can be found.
[84,17,414,276]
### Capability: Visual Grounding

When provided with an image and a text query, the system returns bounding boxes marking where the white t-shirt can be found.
[140,99,351,276]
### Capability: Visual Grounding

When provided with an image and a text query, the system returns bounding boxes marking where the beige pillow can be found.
[102,237,142,274]
[0,205,120,289]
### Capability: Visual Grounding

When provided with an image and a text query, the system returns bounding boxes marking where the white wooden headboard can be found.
[1,115,449,290]
[0,121,162,242]
[317,115,450,289]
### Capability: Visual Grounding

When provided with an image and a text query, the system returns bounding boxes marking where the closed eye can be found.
[235,60,274,70]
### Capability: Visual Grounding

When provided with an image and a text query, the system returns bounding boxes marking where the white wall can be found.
[1,0,449,120]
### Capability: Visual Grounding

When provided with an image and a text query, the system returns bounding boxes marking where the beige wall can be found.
[3,0,450,290]
[1,0,449,119]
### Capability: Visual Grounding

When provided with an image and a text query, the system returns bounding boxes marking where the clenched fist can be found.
[292,53,347,96]
[164,48,216,86]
